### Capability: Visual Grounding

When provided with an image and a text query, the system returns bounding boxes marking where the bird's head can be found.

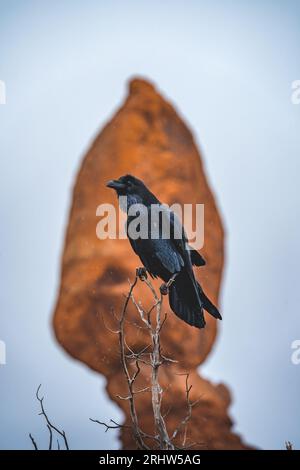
[106,174,158,207]
[106,174,159,211]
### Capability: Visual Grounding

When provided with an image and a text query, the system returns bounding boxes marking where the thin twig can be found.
[171,373,201,442]
[90,418,130,432]
[47,424,53,450]
[29,433,38,450]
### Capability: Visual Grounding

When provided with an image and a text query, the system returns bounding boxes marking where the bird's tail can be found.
[168,271,221,329]
[199,286,222,321]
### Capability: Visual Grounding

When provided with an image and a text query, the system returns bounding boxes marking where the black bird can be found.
[106,174,221,329]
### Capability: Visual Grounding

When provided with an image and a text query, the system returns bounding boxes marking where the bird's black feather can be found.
[107,174,221,329]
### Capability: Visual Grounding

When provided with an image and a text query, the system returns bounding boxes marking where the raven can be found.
[107,174,221,329]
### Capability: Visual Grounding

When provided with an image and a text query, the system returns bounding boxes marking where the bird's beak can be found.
[106,179,126,190]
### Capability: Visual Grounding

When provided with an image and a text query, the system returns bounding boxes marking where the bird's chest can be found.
[126,208,155,239]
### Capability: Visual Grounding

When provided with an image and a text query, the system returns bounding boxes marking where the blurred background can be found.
[0,0,299,449]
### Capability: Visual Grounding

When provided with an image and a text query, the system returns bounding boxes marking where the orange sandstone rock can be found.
[53,78,251,449]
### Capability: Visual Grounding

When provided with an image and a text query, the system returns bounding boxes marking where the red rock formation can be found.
[53,78,251,449]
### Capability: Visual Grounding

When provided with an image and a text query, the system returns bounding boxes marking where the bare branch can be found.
[170,373,201,443]
[30,384,69,450]
[90,418,130,432]
[100,311,120,334]
[148,284,174,450]
[95,270,201,450]
[117,275,150,449]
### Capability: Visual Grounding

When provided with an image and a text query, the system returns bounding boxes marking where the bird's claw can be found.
[160,283,169,296]
[136,267,148,281]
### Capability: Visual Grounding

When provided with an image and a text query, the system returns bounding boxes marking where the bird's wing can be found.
[126,210,184,276]
[151,238,184,274]
[159,206,190,261]
[165,207,205,307]
[126,205,203,276]
[189,247,206,266]
[144,204,185,274]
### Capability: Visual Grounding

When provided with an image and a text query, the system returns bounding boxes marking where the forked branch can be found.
[29,385,69,450]
[92,270,201,449]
